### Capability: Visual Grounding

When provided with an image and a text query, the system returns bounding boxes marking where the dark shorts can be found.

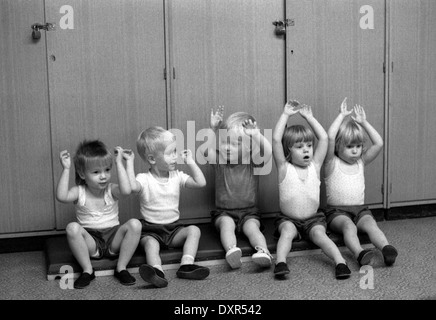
[324,205,374,226]
[85,225,120,259]
[140,219,185,249]
[210,206,264,234]
[273,211,327,241]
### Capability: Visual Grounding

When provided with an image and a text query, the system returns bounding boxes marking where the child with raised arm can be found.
[272,101,351,280]
[324,98,398,267]
[206,106,274,269]
[56,140,142,289]
[125,126,209,288]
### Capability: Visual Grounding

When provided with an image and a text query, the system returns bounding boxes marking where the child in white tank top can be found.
[272,101,351,280]
[324,98,398,267]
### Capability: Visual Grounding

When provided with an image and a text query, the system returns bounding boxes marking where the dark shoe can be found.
[114,269,136,286]
[382,245,398,266]
[274,262,290,277]
[357,248,376,266]
[74,271,95,289]
[335,263,351,280]
[176,264,210,280]
[139,264,168,288]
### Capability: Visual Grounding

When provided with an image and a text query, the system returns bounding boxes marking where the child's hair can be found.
[73,140,113,186]
[219,112,257,133]
[335,119,365,155]
[282,125,315,163]
[136,126,175,163]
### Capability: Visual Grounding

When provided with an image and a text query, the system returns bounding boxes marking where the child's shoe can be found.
[357,248,376,267]
[335,263,351,280]
[252,246,273,268]
[382,245,398,266]
[74,271,95,289]
[176,264,210,280]
[114,269,136,286]
[139,264,168,288]
[225,246,242,269]
[273,262,290,277]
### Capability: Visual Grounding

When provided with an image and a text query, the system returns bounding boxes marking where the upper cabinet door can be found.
[388,0,436,205]
[45,0,168,229]
[168,0,286,221]
[286,0,386,206]
[0,0,55,233]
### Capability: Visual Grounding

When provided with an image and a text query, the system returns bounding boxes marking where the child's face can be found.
[81,164,112,190]
[218,130,250,164]
[338,143,363,164]
[289,141,313,168]
[153,140,178,172]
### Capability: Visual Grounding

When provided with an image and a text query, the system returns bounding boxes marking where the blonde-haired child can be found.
[324,98,398,267]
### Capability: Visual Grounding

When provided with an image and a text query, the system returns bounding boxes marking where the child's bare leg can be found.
[171,225,201,264]
[110,219,142,271]
[275,221,297,264]
[357,215,398,266]
[309,225,346,265]
[216,216,237,250]
[171,226,209,280]
[66,222,96,274]
[242,219,268,250]
[141,236,162,267]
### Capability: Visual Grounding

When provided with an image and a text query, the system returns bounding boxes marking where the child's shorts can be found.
[210,206,264,234]
[324,205,374,226]
[85,225,120,259]
[273,211,327,241]
[140,219,185,249]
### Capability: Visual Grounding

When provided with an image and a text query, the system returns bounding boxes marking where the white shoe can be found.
[225,246,242,269]
[252,246,272,267]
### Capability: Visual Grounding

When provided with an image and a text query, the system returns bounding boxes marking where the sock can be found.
[152,264,164,273]
[181,254,195,265]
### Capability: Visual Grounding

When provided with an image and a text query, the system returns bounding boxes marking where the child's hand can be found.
[340,97,353,117]
[283,100,300,116]
[59,150,71,169]
[352,104,367,124]
[180,149,194,164]
[210,106,224,130]
[114,147,134,161]
[242,119,259,137]
[299,104,313,119]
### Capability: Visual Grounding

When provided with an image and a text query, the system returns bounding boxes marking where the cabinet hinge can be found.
[383,62,385,73]
[164,68,167,80]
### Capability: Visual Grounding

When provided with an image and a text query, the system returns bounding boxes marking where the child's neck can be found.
[85,185,105,198]
[150,167,170,181]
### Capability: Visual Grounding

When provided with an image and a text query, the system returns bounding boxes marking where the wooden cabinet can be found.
[45,0,168,228]
[286,0,386,206]
[0,0,56,233]
[168,0,286,220]
[387,0,436,206]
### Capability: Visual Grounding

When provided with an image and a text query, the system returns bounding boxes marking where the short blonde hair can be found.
[335,119,365,155]
[136,126,175,163]
[282,125,315,163]
[220,112,256,133]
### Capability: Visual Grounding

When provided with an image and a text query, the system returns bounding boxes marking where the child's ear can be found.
[77,170,86,180]
[147,154,156,164]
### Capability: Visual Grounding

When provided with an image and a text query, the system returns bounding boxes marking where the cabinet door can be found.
[169,0,286,221]
[45,0,167,229]
[0,0,55,233]
[388,0,436,205]
[286,0,386,206]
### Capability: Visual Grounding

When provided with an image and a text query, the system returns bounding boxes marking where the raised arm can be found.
[203,106,225,164]
[181,150,207,188]
[352,105,383,165]
[112,147,132,197]
[242,119,272,166]
[326,98,352,163]
[272,101,300,172]
[299,105,328,169]
[125,150,141,193]
[56,150,79,203]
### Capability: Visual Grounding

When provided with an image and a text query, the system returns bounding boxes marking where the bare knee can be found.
[65,222,82,237]
[342,220,358,235]
[186,225,201,239]
[141,236,159,251]
[126,218,142,233]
